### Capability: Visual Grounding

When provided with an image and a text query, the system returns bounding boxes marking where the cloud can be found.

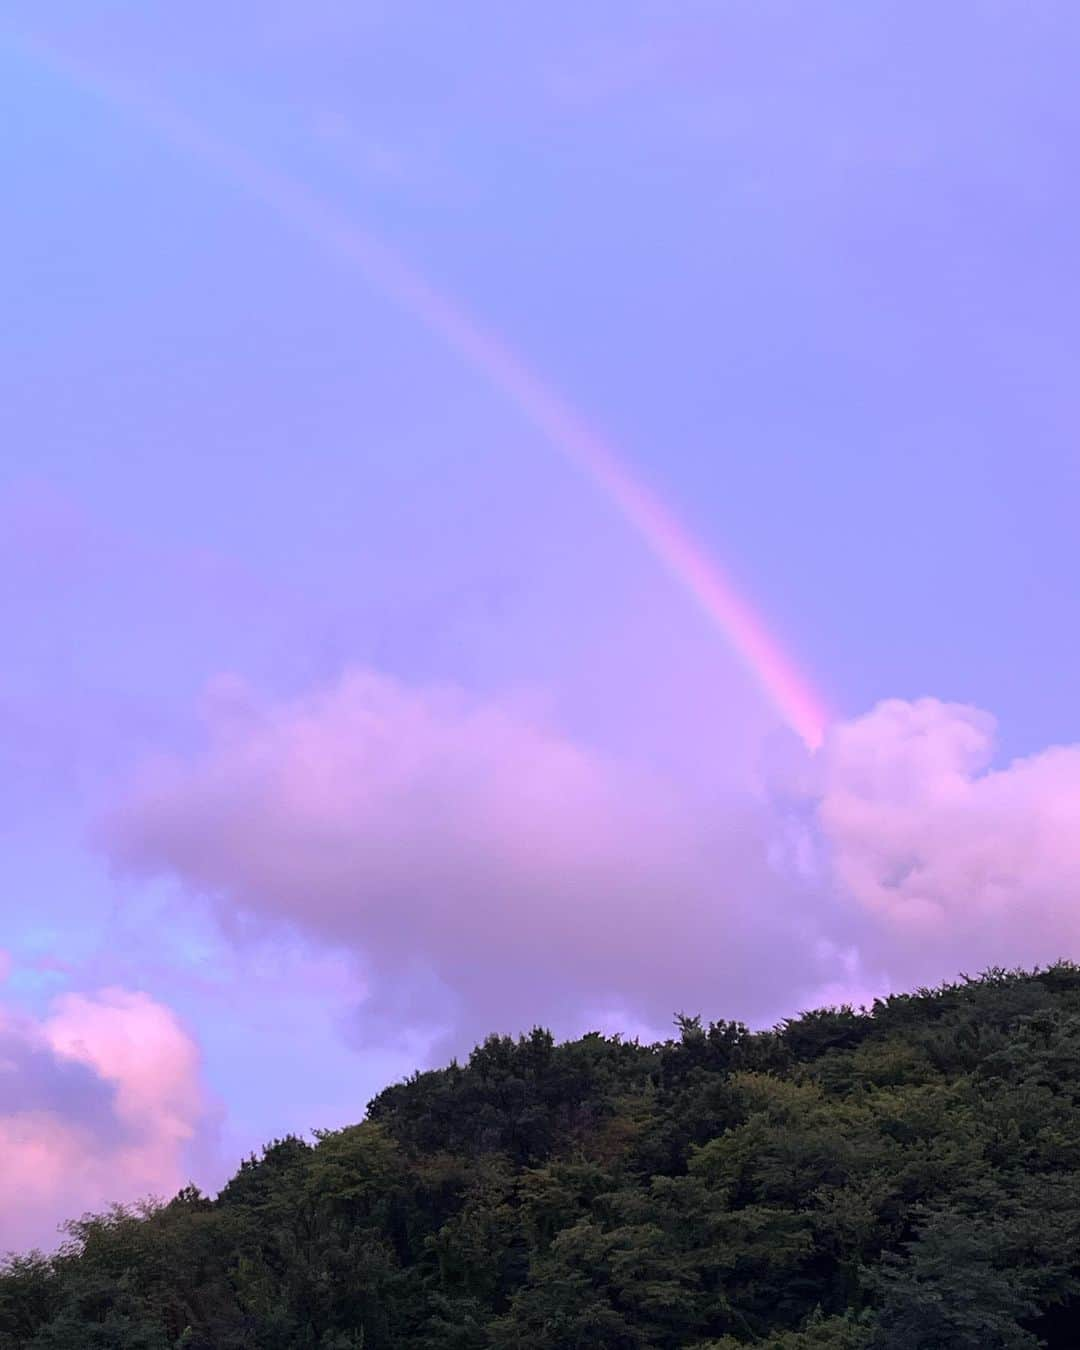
[0,985,209,1253]
[101,669,833,1048]
[102,672,1079,1059]
[816,697,1080,982]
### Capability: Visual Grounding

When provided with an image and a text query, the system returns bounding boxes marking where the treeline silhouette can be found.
[5,964,1080,1347]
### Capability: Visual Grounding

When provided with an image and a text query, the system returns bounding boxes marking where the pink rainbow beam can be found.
[15,35,830,751]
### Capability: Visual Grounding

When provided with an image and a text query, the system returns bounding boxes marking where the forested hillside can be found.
[5,965,1080,1348]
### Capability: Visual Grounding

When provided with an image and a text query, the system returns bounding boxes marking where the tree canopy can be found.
[6,964,1080,1348]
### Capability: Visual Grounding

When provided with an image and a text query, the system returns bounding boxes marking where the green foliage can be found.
[6,964,1080,1347]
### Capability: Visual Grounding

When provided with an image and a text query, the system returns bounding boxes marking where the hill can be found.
[5,965,1080,1348]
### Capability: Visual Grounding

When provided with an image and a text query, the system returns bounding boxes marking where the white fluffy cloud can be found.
[816,697,1080,981]
[100,674,1080,1055]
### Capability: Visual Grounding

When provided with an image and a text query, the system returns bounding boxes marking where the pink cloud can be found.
[817,697,1080,980]
[101,669,830,1047]
[0,986,209,1253]
[100,675,1080,1059]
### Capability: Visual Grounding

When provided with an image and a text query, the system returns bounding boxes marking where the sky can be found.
[2,0,1080,1252]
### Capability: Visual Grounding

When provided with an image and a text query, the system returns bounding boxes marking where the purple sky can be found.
[3,2,1080,1251]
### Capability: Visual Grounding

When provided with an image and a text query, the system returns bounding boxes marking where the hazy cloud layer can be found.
[102,669,836,1047]
[0,981,209,1252]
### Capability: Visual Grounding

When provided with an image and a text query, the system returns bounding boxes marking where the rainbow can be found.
[11,34,830,750]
